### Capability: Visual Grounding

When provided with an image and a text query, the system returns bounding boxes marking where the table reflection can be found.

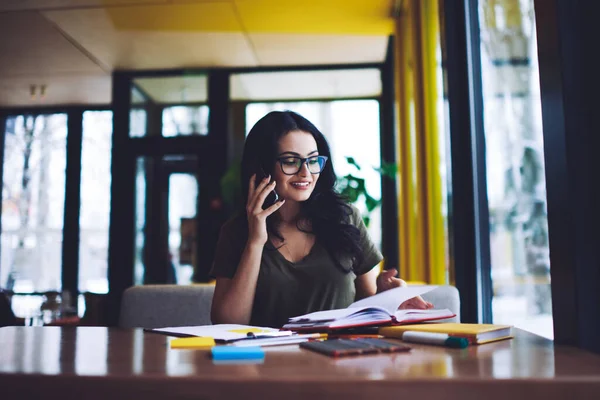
[331,350,454,378]
[75,327,108,375]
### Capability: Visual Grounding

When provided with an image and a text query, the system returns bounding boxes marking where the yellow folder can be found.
[379,323,513,345]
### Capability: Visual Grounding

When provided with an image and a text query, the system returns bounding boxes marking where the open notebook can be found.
[283,286,455,331]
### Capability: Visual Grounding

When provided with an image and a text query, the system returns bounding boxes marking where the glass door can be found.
[166,171,198,285]
[122,72,227,286]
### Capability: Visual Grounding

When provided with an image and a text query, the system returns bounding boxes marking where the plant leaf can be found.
[345,156,361,170]
[365,194,380,212]
[341,186,360,203]
[362,216,371,228]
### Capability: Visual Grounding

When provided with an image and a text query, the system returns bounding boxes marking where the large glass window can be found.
[478,0,551,338]
[79,111,113,294]
[1,114,67,292]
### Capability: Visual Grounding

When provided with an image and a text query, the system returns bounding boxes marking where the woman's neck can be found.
[277,200,301,224]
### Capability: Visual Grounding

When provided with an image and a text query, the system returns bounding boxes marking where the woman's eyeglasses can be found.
[276,155,328,175]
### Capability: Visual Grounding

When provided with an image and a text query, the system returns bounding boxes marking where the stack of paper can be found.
[150,324,294,342]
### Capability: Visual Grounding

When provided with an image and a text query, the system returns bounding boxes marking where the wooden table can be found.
[1,327,600,399]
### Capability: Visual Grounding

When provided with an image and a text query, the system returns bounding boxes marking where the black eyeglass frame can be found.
[275,155,329,175]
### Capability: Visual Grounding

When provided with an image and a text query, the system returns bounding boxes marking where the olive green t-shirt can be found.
[209,206,383,328]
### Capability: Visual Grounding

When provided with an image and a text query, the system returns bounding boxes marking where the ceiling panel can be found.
[230,69,382,101]
[105,2,240,32]
[0,1,169,12]
[0,74,110,106]
[0,12,106,76]
[43,7,258,69]
[249,34,388,66]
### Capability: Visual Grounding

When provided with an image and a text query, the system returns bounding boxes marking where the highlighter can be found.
[211,346,265,361]
[170,337,215,349]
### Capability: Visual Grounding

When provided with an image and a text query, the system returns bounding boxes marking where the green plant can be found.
[337,157,397,227]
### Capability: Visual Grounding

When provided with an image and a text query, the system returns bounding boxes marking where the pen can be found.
[401,331,468,348]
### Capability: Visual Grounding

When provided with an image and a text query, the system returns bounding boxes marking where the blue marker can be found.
[211,346,265,361]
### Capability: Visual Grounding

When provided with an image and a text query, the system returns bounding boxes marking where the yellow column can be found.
[394,0,447,284]
[394,0,418,281]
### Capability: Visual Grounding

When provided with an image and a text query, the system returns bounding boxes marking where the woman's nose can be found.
[298,161,311,176]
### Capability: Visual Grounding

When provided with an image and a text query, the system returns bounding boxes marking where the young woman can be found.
[210,111,432,328]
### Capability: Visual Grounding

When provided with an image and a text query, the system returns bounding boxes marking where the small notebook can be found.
[379,323,513,345]
[283,286,455,331]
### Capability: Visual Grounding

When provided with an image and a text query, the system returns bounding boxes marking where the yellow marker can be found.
[170,337,215,349]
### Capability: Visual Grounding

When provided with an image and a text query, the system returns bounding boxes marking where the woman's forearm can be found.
[211,242,264,324]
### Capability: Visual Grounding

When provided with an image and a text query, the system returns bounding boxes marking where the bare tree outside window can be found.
[1,114,67,293]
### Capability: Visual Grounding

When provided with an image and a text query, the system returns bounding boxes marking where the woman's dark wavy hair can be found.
[240,110,363,273]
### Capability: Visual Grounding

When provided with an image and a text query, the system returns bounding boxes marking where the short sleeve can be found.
[209,218,247,279]
[350,205,384,275]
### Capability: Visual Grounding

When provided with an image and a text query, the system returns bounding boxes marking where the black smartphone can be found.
[256,166,279,209]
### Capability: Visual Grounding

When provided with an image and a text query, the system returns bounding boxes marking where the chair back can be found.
[118,284,460,328]
[420,285,461,322]
[119,284,215,328]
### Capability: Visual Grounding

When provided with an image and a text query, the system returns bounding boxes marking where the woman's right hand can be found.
[246,174,284,246]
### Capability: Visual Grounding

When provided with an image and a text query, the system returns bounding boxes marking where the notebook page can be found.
[393,308,454,322]
[348,286,438,314]
[288,306,389,322]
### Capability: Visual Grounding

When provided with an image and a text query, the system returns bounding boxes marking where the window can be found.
[79,111,113,294]
[477,0,552,338]
[1,114,67,292]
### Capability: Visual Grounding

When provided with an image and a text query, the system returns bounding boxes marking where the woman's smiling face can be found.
[273,130,320,203]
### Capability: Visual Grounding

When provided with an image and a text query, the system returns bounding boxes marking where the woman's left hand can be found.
[376,269,434,310]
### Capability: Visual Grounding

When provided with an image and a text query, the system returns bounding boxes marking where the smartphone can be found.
[256,166,279,209]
